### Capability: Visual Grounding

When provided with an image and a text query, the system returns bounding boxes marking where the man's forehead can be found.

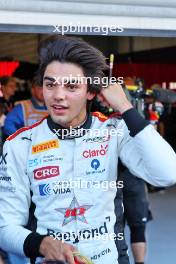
[44,75,83,80]
[7,80,16,85]
[43,75,87,85]
[44,61,84,77]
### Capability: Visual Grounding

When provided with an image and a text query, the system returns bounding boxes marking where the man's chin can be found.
[51,115,70,127]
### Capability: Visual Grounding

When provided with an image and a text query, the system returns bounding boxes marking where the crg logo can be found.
[34,166,60,180]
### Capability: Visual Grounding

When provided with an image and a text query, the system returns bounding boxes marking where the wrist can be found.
[122,108,149,136]
[115,101,133,114]
[24,232,47,258]
[39,236,50,256]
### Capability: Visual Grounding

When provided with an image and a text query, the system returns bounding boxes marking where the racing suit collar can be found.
[47,113,92,139]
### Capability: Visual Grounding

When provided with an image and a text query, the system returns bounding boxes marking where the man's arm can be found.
[0,139,31,255]
[118,108,176,186]
[101,83,176,186]
[0,137,84,264]
[3,104,24,136]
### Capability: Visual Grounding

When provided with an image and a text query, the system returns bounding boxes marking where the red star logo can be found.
[55,197,93,226]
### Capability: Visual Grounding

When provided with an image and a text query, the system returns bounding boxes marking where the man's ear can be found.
[87,92,96,101]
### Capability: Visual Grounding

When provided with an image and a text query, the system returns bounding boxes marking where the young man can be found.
[0,36,176,264]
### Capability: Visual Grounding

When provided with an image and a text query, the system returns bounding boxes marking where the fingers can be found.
[65,252,75,264]
[63,243,77,264]
[40,236,85,264]
[68,244,77,252]
[41,237,66,261]
[45,253,65,262]
[97,94,111,108]
[74,255,87,264]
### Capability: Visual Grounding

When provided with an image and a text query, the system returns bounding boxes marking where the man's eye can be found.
[66,84,78,91]
[46,83,54,88]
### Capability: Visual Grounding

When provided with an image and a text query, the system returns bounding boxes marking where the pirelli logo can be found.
[32,139,59,154]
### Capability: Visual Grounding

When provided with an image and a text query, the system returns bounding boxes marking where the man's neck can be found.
[61,111,87,129]
[72,114,87,128]
[47,113,92,140]
[32,97,45,107]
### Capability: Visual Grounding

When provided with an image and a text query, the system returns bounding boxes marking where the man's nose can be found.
[54,85,66,100]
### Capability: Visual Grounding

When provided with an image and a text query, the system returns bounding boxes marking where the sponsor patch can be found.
[39,183,71,196]
[0,185,16,193]
[55,197,93,226]
[34,166,60,180]
[0,176,11,182]
[83,135,110,143]
[82,144,108,158]
[0,153,7,165]
[32,139,59,154]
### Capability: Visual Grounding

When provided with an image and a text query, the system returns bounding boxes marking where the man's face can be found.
[43,61,94,128]
[32,86,44,103]
[3,80,16,99]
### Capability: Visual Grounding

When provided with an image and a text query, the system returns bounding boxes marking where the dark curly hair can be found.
[37,35,109,94]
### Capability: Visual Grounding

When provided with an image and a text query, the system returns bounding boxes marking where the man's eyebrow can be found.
[43,76,56,82]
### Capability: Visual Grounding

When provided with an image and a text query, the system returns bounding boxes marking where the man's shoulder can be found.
[6,116,47,142]
[15,99,31,106]
[6,103,22,117]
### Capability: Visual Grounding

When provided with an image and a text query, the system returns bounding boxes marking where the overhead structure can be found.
[0,0,176,36]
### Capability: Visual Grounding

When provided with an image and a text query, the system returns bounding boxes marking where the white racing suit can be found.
[0,109,176,264]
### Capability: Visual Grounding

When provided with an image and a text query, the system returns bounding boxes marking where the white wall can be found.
[0,0,176,33]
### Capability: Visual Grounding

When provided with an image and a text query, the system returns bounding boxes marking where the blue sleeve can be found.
[3,104,24,136]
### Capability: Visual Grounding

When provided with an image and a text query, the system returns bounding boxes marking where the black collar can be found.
[47,113,92,139]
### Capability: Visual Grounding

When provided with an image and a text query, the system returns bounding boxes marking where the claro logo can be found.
[83,145,108,158]
[34,166,60,180]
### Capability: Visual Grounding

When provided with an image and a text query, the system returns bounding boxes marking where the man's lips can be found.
[52,105,69,110]
[52,105,69,114]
